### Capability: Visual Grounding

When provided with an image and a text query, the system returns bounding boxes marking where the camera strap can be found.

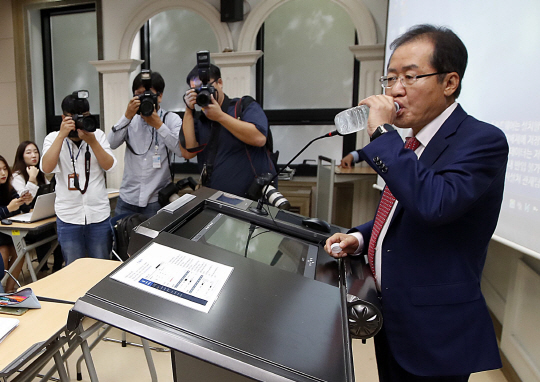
[124,111,169,156]
[67,140,90,194]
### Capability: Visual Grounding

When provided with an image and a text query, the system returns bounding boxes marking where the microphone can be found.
[249,128,343,216]
[331,102,401,136]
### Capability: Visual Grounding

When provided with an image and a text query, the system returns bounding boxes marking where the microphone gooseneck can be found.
[249,102,399,215]
[249,132,336,215]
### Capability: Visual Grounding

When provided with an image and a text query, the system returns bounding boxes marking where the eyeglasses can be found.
[379,72,449,89]
[191,79,219,90]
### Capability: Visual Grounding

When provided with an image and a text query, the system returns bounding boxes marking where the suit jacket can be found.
[353,105,507,376]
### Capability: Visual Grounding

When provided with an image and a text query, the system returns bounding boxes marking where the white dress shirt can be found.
[11,172,49,199]
[352,102,458,289]
[41,129,117,225]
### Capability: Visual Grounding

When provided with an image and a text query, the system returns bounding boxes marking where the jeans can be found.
[115,197,161,219]
[56,217,112,266]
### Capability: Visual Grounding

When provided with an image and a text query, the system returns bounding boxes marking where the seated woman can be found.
[12,141,63,272]
[0,155,32,293]
[11,141,49,206]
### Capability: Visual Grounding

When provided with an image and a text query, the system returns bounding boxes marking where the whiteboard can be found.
[387,0,540,256]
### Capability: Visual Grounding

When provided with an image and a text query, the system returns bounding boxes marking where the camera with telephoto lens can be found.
[68,90,98,137]
[137,70,159,117]
[194,50,217,107]
[247,173,291,210]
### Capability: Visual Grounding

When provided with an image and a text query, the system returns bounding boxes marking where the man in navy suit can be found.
[325,24,508,381]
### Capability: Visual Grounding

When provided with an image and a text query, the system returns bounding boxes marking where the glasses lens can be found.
[380,76,398,88]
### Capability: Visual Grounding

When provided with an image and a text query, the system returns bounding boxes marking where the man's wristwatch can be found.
[370,123,395,142]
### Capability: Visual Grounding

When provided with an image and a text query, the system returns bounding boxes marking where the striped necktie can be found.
[367,137,420,280]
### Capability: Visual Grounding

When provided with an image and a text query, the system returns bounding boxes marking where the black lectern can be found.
[70,187,381,381]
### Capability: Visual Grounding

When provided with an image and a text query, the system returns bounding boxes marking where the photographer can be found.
[181,58,276,198]
[108,70,182,217]
[41,91,116,266]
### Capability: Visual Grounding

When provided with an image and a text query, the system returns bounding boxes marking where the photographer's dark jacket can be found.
[194,95,275,197]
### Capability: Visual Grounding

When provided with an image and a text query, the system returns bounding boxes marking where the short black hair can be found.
[61,94,90,115]
[390,24,468,98]
[132,70,165,94]
[186,64,221,86]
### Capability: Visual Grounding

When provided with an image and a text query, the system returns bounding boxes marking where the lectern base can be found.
[172,351,256,382]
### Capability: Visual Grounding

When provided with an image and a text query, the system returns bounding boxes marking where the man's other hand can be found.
[183,89,197,111]
[324,233,360,258]
[78,130,97,145]
[59,117,76,139]
[125,96,141,120]
[340,153,354,168]
[202,94,223,121]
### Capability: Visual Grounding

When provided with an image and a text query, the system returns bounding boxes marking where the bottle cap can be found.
[331,243,342,253]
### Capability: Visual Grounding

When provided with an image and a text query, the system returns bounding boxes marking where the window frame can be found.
[138,18,362,176]
[41,3,100,134]
[256,24,361,173]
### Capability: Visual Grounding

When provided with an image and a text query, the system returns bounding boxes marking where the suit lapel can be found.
[419,104,468,167]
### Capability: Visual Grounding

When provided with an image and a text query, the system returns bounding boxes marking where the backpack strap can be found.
[235,96,278,175]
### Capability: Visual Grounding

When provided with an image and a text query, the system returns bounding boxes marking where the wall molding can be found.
[118,0,234,60]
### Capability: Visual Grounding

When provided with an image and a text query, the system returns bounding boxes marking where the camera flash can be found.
[73,90,89,99]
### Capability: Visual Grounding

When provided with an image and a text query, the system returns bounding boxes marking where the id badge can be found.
[152,154,161,168]
[68,173,79,190]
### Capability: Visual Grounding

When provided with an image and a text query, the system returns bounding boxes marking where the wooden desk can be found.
[0,217,58,285]
[334,165,377,176]
[0,258,119,380]
[1,190,120,287]
[314,159,379,227]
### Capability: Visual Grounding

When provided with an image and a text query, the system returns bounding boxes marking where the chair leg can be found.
[101,329,168,381]
[76,325,112,380]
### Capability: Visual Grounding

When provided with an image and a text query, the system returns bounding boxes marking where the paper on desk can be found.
[111,243,233,313]
[0,317,19,344]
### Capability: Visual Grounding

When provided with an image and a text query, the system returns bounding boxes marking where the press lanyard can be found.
[66,140,91,194]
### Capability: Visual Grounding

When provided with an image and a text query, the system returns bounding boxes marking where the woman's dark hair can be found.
[12,141,47,186]
[389,24,468,98]
[0,155,13,205]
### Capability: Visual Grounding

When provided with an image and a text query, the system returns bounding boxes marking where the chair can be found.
[109,212,131,262]
[74,213,164,382]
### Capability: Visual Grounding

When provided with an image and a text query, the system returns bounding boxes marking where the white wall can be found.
[0,0,20,162]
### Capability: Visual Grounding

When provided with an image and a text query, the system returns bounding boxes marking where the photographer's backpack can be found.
[114,213,147,261]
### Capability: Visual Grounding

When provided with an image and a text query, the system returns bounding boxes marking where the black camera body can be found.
[138,70,159,117]
[68,90,99,138]
[72,114,98,132]
[195,50,217,107]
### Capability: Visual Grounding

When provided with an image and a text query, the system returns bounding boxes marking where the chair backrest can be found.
[110,213,147,262]
[316,155,335,223]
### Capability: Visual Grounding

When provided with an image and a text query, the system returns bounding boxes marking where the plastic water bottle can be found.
[334,105,371,135]
[334,102,400,135]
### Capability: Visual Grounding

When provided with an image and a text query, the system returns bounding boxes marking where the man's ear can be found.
[444,72,460,97]
[61,114,66,121]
